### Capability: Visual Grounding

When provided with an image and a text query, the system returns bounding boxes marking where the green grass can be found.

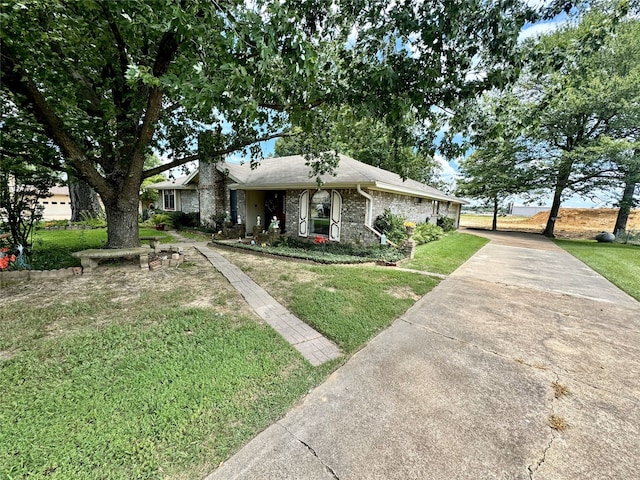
[28,228,172,270]
[554,240,640,301]
[401,232,489,274]
[0,228,487,478]
[0,293,329,479]
[290,266,439,353]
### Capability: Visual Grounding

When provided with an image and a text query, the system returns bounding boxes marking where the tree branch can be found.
[49,42,103,116]
[142,130,295,179]
[97,1,130,85]
[258,98,325,112]
[0,43,110,194]
[131,30,181,178]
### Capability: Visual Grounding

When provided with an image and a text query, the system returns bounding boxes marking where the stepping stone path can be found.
[165,233,341,366]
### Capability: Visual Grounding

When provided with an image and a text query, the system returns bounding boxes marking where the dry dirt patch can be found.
[386,285,421,301]
[2,245,255,320]
[463,208,639,239]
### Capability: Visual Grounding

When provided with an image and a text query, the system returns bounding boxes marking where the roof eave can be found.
[371,182,466,203]
[228,181,378,191]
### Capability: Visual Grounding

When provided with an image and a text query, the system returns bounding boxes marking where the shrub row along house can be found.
[147,154,465,245]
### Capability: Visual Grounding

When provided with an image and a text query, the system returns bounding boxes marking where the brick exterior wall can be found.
[179,190,199,213]
[195,179,461,244]
[283,187,461,246]
[371,191,436,225]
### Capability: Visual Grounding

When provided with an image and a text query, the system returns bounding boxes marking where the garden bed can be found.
[210,238,406,264]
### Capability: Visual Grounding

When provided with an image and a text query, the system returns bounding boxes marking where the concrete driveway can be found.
[206,231,640,480]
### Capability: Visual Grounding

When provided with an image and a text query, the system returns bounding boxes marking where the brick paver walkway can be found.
[191,243,342,366]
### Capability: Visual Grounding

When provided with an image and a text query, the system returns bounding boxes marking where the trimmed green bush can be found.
[374,208,407,244]
[169,211,199,229]
[437,216,456,232]
[412,223,444,245]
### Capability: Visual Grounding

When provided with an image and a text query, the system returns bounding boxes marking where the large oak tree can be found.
[1,0,537,248]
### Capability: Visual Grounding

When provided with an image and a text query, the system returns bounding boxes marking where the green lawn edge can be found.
[554,239,640,301]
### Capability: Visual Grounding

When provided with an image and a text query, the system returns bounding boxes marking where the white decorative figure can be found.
[257,215,261,226]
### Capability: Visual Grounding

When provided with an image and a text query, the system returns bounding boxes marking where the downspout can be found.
[356,184,373,226]
[357,184,393,244]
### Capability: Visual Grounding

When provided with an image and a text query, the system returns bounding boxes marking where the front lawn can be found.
[400,232,489,274]
[554,240,640,301]
[290,266,438,352]
[0,228,488,478]
[0,295,327,479]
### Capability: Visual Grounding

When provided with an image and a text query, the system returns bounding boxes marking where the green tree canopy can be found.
[449,6,640,237]
[1,0,540,247]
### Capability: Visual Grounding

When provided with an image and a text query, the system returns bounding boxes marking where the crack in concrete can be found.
[402,319,565,480]
[527,431,557,480]
[401,319,640,405]
[527,371,561,479]
[400,318,525,365]
[279,424,340,480]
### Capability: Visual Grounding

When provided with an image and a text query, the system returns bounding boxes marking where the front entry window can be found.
[310,190,330,236]
[299,189,341,241]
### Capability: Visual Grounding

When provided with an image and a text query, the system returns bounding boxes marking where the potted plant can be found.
[403,221,416,238]
[152,213,171,231]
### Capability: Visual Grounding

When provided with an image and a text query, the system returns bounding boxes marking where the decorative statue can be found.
[257,215,261,226]
[269,216,279,231]
[15,244,29,269]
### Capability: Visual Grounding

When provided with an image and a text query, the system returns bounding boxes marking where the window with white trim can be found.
[163,189,175,210]
[299,189,342,241]
[310,190,331,236]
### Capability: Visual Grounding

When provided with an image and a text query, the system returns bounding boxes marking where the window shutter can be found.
[298,190,309,237]
[329,190,342,241]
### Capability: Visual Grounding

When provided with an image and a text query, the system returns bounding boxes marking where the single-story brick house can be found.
[147,154,466,245]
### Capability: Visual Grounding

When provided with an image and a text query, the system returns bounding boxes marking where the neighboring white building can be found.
[38,186,72,220]
[509,205,550,217]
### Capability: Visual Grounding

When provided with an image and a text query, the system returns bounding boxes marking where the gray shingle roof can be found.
[224,154,465,203]
[145,154,465,204]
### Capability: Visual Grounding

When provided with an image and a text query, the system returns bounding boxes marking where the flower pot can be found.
[405,226,415,238]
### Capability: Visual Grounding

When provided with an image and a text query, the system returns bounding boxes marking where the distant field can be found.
[460,208,640,240]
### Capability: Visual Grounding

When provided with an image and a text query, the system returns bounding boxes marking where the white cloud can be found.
[518,21,562,42]
[434,153,458,181]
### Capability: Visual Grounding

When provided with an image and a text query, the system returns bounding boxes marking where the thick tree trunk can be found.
[613,180,637,236]
[543,161,572,238]
[69,179,102,222]
[543,187,563,238]
[492,196,498,231]
[103,197,140,249]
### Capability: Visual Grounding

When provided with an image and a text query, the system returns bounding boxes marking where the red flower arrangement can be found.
[0,247,17,271]
[314,235,329,254]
